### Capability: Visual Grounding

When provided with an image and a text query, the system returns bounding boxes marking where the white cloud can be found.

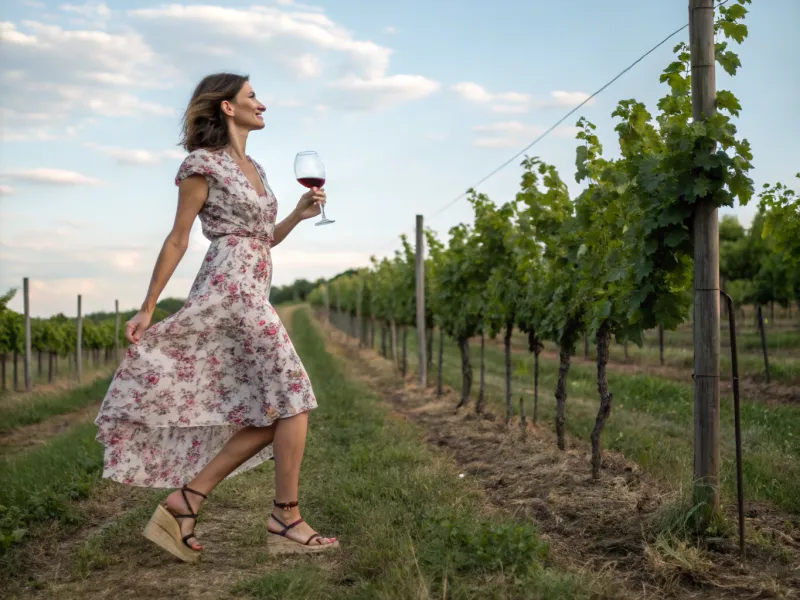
[325,75,439,111]
[453,83,593,114]
[287,53,322,78]
[0,185,14,196]
[59,2,112,29]
[539,90,594,108]
[472,121,578,148]
[127,4,437,112]
[452,82,531,105]
[2,168,101,185]
[128,4,390,80]
[0,20,176,141]
[384,26,396,34]
[86,143,185,165]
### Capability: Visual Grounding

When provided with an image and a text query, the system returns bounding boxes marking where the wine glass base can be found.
[315,218,335,226]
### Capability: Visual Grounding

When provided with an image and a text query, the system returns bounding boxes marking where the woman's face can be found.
[225,81,266,131]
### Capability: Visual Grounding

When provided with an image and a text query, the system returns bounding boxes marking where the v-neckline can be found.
[223,150,267,197]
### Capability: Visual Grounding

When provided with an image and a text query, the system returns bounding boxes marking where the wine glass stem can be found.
[320,205,327,219]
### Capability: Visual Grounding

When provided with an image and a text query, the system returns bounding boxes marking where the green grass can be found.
[509,328,800,385]
[390,325,800,515]
[0,421,103,556]
[0,376,111,434]
[235,308,592,599]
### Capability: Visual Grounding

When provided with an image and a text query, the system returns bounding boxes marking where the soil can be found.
[321,321,800,599]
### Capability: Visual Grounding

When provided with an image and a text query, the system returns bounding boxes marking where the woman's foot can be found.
[164,486,207,551]
[267,501,337,548]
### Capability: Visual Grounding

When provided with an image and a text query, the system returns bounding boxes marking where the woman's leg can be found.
[268,412,336,546]
[165,424,276,549]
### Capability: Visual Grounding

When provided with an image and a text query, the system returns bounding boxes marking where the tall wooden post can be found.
[690,0,720,525]
[23,277,32,392]
[415,214,427,386]
[76,294,83,382]
[114,299,120,362]
[356,279,364,348]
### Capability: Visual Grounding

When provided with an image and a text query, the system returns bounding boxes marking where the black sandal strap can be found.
[182,533,198,548]
[182,486,208,499]
[269,514,305,537]
[273,499,298,510]
[305,533,322,545]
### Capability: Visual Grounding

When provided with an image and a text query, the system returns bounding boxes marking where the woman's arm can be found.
[140,175,208,311]
[270,187,327,248]
[126,175,207,343]
[270,208,303,248]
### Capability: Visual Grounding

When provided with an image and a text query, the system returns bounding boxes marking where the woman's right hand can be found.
[125,309,153,344]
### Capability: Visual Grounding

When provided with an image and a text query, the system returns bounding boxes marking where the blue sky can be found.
[1,0,798,317]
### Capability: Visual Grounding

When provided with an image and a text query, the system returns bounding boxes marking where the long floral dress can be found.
[94,148,317,488]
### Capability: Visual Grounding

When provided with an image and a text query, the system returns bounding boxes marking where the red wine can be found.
[298,177,325,189]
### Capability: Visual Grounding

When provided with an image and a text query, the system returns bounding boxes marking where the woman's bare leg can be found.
[269,412,336,546]
[165,424,276,549]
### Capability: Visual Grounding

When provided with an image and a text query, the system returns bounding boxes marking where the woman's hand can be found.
[125,308,153,344]
[295,187,326,220]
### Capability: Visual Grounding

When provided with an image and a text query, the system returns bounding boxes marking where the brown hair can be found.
[179,72,249,152]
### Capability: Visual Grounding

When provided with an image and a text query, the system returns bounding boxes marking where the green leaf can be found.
[664,228,688,248]
[717,50,742,76]
[715,90,742,116]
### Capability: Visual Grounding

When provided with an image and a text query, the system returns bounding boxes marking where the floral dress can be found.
[94,148,317,488]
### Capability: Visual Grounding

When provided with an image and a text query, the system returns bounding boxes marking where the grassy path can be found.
[1,307,591,599]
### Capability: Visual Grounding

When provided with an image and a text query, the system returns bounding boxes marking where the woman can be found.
[93,72,339,562]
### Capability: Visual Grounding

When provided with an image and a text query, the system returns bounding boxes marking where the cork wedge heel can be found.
[142,486,207,563]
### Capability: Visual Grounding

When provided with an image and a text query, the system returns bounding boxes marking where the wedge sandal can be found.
[142,485,207,563]
[266,499,340,555]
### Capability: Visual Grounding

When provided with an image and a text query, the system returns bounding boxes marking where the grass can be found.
[390,324,800,515]
[234,307,590,598]
[509,328,800,385]
[0,376,111,434]
[0,421,104,556]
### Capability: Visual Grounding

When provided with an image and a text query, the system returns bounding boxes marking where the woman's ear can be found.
[220,99,234,117]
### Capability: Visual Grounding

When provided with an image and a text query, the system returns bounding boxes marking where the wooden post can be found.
[76,294,83,383]
[658,324,665,366]
[23,277,32,392]
[356,279,364,348]
[690,0,720,525]
[114,299,120,362]
[415,214,427,386]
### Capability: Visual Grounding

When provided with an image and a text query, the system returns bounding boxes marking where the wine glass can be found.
[294,150,334,226]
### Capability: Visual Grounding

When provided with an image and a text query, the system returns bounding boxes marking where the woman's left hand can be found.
[296,187,326,220]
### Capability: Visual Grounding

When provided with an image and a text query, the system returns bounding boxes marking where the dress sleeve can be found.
[174,149,217,187]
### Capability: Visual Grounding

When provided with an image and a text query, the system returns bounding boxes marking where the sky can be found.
[1,0,798,317]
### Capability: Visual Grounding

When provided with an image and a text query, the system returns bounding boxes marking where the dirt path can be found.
[321,324,800,599]
[0,401,101,455]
